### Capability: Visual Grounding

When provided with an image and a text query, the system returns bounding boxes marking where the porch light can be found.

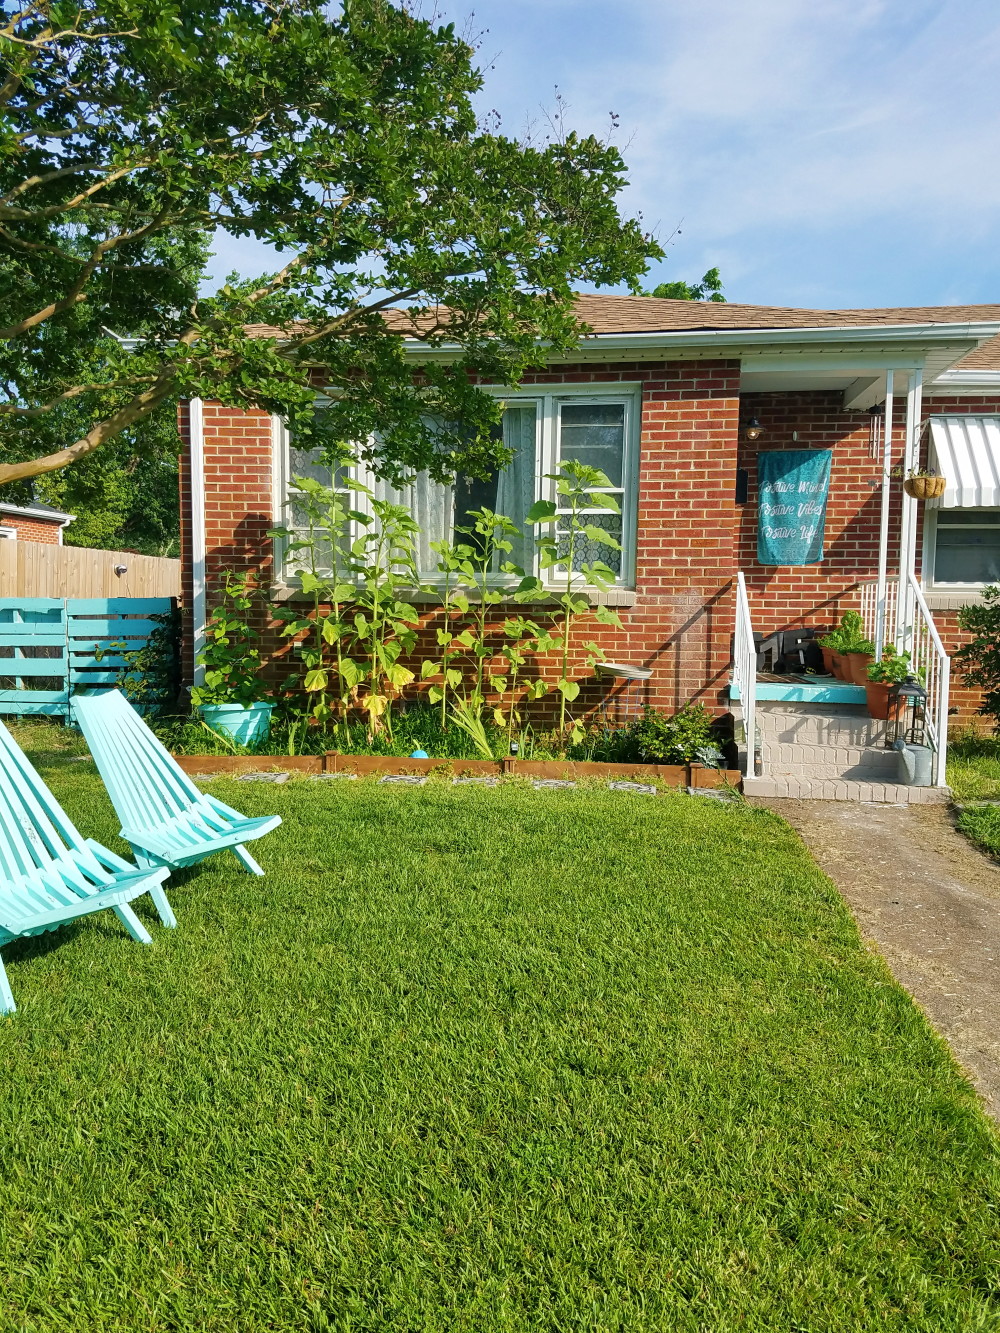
[743,416,764,442]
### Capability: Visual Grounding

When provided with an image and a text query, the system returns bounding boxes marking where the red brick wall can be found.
[181,360,742,719]
[180,377,1000,729]
[737,391,902,634]
[0,515,64,543]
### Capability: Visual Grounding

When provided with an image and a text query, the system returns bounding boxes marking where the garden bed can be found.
[172,750,742,788]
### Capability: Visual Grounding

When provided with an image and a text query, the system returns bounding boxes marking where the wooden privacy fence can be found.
[0,597,176,720]
[0,541,180,599]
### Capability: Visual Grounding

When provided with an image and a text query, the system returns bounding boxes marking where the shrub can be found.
[956,585,1000,730]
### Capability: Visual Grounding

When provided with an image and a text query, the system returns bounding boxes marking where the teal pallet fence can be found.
[0,596,175,720]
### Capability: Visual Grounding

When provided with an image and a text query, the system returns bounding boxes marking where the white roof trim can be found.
[0,501,74,525]
[928,415,1000,507]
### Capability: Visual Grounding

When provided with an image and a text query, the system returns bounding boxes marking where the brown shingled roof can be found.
[244,296,1000,369]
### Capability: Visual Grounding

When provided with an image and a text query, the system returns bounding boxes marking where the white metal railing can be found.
[733,571,759,778]
[859,574,951,787]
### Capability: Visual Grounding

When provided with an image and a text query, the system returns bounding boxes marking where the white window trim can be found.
[271,381,642,592]
[0,526,17,541]
[922,505,1000,593]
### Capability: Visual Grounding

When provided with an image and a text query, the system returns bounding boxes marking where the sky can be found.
[206,0,1000,310]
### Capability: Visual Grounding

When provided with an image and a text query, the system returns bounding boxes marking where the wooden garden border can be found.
[172,751,742,789]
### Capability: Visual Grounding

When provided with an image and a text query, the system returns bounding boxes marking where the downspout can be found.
[189,397,207,689]
[874,370,894,660]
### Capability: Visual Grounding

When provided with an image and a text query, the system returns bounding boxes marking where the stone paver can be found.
[379,774,428,786]
[235,771,289,784]
[756,797,1000,1121]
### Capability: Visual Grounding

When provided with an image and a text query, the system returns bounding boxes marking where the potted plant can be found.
[191,572,274,745]
[902,468,947,501]
[865,646,914,720]
[818,611,867,680]
[844,636,876,685]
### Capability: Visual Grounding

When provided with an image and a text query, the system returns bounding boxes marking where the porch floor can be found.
[729,673,866,705]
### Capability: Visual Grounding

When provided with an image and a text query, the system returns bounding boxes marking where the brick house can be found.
[178,296,1000,795]
[0,500,74,544]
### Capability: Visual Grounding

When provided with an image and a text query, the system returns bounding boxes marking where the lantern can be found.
[888,675,927,749]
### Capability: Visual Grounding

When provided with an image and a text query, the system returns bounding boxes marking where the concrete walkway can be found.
[755,798,1000,1122]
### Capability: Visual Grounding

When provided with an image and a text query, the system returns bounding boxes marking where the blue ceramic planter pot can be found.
[199,701,274,746]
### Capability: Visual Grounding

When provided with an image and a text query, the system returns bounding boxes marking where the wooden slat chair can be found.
[0,718,176,1015]
[73,690,281,876]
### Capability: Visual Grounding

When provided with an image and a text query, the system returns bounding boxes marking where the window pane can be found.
[559,403,625,486]
[556,511,623,576]
[935,516,1000,583]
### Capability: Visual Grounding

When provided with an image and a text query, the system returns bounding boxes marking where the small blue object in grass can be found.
[410,749,430,759]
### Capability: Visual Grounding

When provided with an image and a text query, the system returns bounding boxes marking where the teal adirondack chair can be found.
[73,690,281,876]
[0,718,176,1015]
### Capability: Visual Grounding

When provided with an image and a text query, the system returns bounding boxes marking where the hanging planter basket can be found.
[903,474,947,500]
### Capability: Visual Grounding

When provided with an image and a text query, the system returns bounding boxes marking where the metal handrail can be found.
[733,572,758,778]
[905,571,950,788]
[859,574,950,788]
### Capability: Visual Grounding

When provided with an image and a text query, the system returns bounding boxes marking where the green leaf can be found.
[582,524,621,549]
[556,679,580,701]
[525,500,558,523]
[420,659,438,679]
[385,664,415,689]
[303,669,328,692]
[594,605,623,629]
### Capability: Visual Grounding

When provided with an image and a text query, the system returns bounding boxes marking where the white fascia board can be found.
[925,369,1000,396]
[399,320,1000,365]
[0,502,75,525]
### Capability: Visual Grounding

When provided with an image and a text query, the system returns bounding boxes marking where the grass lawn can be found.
[1,727,998,1331]
[946,732,1000,855]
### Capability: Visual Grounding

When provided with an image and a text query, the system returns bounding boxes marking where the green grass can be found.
[946,729,1000,803]
[1,730,999,1331]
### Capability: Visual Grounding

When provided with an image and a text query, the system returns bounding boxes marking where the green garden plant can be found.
[270,469,368,744]
[955,584,1000,730]
[191,572,268,708]
[523,461,624,741]
[867,646,921,685]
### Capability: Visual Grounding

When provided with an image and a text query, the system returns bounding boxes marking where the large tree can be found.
[0,0,659,486]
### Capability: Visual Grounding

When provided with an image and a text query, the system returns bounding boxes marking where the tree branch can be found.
[0,372,177,483]
[0,376,157,417]
[0,208,172,339]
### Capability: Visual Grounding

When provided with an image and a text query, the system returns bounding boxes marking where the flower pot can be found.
[198,701,274,746]
[846,651,874,685]
[903,475,947,500]
[819,646,836,676]
[864,682,905,722]
[828,650,846,680]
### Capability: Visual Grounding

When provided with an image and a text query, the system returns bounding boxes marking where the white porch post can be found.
[896,368,923,653]
[189,396,207,690]
[874,371,894,660]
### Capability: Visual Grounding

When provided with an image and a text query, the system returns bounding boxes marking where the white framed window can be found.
[0,527,16,541]
[925,508,1000,589]
[273,383,641,589]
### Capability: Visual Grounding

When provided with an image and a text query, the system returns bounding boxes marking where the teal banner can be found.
[756,449,832,566]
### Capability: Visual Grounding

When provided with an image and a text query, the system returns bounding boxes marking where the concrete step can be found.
[766,742,901,778]
[743,775,950,804]
[756,709,881,748]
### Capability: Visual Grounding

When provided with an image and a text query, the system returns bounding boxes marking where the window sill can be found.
[922,588,987,611]
[269,583,637,609]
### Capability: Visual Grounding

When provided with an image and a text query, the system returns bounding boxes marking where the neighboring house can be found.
[0,501,74,544]
[178,296,1000,796]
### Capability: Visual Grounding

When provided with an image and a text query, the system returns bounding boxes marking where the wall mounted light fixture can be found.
[743,416,764,442]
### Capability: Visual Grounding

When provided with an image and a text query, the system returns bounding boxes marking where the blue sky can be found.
[207,0,1000,310]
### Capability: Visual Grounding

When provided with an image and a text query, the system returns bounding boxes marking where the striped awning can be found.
[928,415,1000,508]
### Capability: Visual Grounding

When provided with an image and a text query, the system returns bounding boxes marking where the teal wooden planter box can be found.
[198,701,274,746]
